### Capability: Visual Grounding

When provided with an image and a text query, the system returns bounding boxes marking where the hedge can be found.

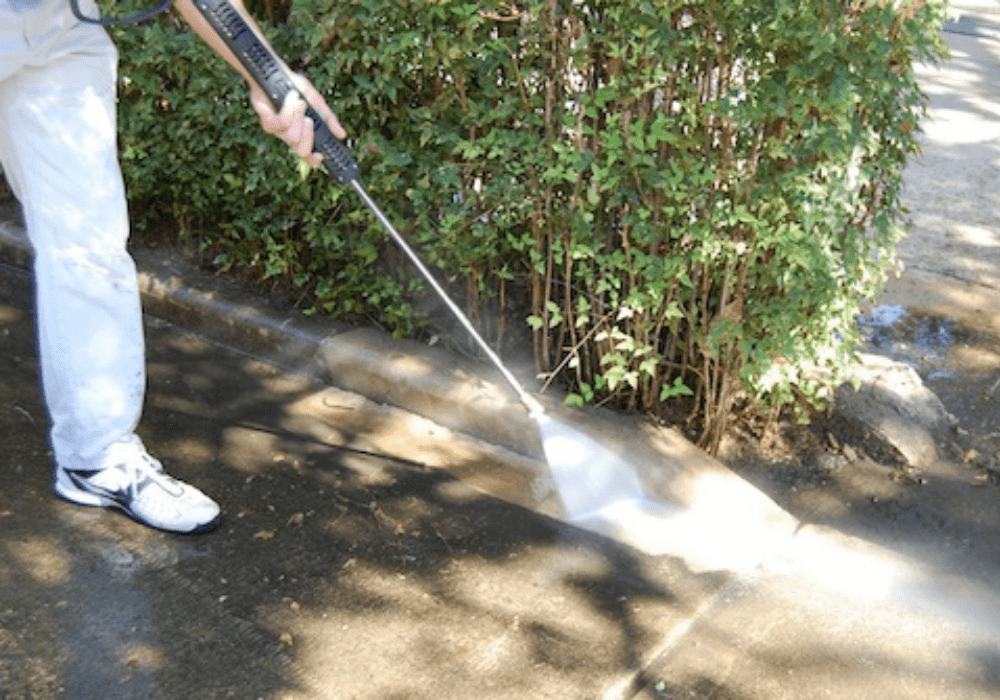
[112,0,948,451]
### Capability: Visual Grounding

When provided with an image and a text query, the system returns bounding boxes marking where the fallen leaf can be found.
[253,529,276,541]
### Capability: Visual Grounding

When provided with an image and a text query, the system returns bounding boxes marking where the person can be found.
[0,0,344,533]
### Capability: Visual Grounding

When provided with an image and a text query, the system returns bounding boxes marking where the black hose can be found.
[70,0,174,26]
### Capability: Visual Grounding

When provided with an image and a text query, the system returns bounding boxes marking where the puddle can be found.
[857,305,985,381]
[61,555,161,699]
[0,261,31,301]
[858,304,1000,434]
[858,304,908,329]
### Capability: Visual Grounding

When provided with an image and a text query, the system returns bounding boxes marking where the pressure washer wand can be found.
[348,181,545,417]
[193,0,544,418]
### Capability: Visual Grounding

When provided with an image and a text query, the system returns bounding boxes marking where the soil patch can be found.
[718,308,1000,547]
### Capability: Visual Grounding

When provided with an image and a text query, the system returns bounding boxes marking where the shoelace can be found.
[102,436,175,494]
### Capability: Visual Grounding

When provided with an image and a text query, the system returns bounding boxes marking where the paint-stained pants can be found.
[0,0,146,472]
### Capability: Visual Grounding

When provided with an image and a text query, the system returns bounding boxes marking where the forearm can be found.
[172,0,278,87]
[171,0,346,159]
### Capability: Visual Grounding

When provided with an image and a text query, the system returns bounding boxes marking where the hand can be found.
[249,74,347,168]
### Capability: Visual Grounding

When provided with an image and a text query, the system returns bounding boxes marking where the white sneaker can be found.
[53,435,222,534]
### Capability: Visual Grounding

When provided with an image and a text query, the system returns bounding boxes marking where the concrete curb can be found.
[317,327,546,460]
[833,352,955,469]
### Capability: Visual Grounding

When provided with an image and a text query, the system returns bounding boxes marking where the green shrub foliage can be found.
[113,0,947,451]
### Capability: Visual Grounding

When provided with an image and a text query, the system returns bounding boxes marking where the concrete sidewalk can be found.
[2,8,1000,698]
[4,255,1000,699]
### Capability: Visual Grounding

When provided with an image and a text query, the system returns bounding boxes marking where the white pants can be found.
[0,0,146,472]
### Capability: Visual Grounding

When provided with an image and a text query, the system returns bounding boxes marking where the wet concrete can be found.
[3,5,1000,699]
